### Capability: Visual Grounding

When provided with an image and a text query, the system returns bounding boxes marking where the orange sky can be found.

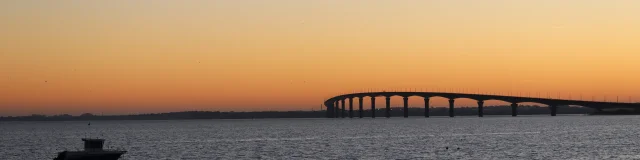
[1,0,640,116]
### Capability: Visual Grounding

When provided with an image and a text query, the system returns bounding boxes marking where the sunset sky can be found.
[1,0,639,116]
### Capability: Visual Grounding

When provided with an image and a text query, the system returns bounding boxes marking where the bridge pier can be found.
[358,97,364,118]
[326,105,333,118]
[511,103,518,117]
[448,99,455,117]
[403,97,409,118]
[349,98,354,118]
[550,105,557,116]
[424,97,430,118]
[371,97,376,118]
[334,101,339,118]
[477,100,484,117]
[385,96,391,118]
[341,99,345,118]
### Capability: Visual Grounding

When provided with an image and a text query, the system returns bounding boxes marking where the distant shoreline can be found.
[0,105,601,121]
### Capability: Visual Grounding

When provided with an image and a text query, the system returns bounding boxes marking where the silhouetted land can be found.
[0,105,596,121]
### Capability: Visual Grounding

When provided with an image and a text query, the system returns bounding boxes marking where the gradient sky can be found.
[1,0,640,116]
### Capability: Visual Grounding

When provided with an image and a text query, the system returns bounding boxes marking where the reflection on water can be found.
[2,115,640,159]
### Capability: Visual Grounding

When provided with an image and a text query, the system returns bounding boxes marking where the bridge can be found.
[323,91,640,118]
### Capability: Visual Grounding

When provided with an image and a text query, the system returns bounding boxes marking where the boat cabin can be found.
[82,138,105,151]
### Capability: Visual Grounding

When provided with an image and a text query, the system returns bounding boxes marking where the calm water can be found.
[3,115,640,160]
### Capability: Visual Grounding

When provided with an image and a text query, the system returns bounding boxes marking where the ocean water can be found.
[2,115,640,160]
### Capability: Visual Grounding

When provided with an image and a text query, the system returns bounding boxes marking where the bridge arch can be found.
[405,95,427,99]
[427,95,453,100]
[483,98,514,104]
[451,97,481,102]
[517,102,550,107]
[448,97,481,116]
[355,94,386,118]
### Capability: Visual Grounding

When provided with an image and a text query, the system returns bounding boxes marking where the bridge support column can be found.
[349,98,354,118]
[371,97,376,118]
[385,97,391,118]
[341,99,346,118]
[448,99,455,117]
[477,100,484,117]
[550,105,557,116]
[424,97,430,118]
[511,103,518,117]
[327,104,333,118]
[358,97,364,118]
[403,97,409,118]
[334,101,339,118]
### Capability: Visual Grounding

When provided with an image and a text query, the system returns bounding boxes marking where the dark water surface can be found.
[2,115,640,160]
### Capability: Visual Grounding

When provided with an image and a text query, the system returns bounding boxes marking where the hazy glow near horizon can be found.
[1,0,640,116]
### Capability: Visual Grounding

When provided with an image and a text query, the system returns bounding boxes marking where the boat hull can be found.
[54,150,126,160]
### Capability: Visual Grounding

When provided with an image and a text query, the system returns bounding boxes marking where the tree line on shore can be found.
[0,105,594,121]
